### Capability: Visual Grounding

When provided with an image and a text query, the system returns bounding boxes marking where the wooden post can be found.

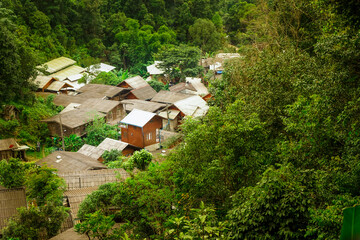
[59,114,65,151]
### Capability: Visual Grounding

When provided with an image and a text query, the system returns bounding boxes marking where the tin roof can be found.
[120,109,156,127]
[66,74,84,82]
[60,103,82,114]
[53,94,89,107]
[78,84,130,99]
[35,75,57,89]
[0,138,19,151]
[147,61,164,75]
[37,57,76,74]
[50,65,85,81]
[174,95,209,117]
[185,77,209,95]
[123,76,149,89]
[46,81,73,92]
[50,228,88,240]
[77,144,104,160]
[78,98,121,114]
[158,109,181,120]
[36,151,107,174]
[151,90,193,104]
[129,85,157,100]
[97,138,129,152]
[64,186,99,220]
[87,63,116,75]
[42,108,106,129]
[169,82,197,94]
[121,99,166,113]
[0,188,27,230]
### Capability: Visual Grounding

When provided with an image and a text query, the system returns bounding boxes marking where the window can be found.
[146,132,152,141]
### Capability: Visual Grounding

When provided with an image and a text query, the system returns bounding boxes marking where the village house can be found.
[0,138,29,161]
[50,65,85,81]
[173,95,209,118]
[146,61,165,82]
[77,84,131,101]
[77,138,141,162]
[158,109,181,131]
[117,75,148,89]
[169,82,197,95]
[117,76,157,100]
[185,77,209,96]
[42,108,106,137]
[36,151,107,174]
[37,57,76,75]
[151,90,193,104]
[0,187,27,231]
[86,63,116,76]
[121,99,166,113]
[120,109,163,148]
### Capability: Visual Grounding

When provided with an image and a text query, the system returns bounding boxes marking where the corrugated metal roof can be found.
[151,90,193,104]
[63,80,85,91]
[169,82,197,93]
[47,81,73,92]
[38,57,76,74]
[35,75,56,89]
[121,99,166,113]
[78,98,120,114]
[124,76,149,89]
[64,186,99,219]
[42,109,106,129]
[66,74,84,82]
[174,95,209,117]
[130,85,157,100]
[36,151,107,174]
[158,110,180,120]
[147,61,164,75]
[50,228,88,240]
[50,65,85,81]
[97,138,128,152]
[0,138,19,151]
[185,77,209,95]
[77,144,104,160]
[120,109,156,127]
[78,84,130,99]
[87,63,116,75]
[0,188,27,230]
[60,103,81,114]
[53,94,89,107]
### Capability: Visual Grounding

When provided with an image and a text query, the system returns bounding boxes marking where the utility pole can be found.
[59,114,65,151]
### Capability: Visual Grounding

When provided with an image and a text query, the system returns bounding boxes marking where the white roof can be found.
[120,109,156,128]
[185,77,209,95]
[67,74,84,82]
[174,95,209,117]
[158,110,180,120]
[60,103,81,114]
[50,65,85,81]
[37,57,76,74]
[216,53,241,59]
[97,138,129,152]
[87,63,116,75]
[209,62,222,71]
[147,61,164,75]
[63,79,85,91]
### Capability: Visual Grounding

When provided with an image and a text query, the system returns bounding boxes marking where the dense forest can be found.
[1,0,360,239]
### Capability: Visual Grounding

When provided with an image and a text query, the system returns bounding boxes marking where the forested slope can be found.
[1,0,360,239]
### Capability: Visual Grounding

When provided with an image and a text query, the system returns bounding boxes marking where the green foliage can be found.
[102,149,122,164]
[2,204,68,240]
[0,158,33,188]
[85,118,120,146]
[148,79,168,92]
[26,166,66,206]
[91,71,123,86]
[227,164,315,239]
[340,205,360,240]
[166,201,227,239]
[64,134,84,152]
[130,149,152,170]
[189,18,222,53]
[157,44,203,82]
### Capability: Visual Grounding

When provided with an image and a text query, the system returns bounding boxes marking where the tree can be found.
[85,118,120,146]
[102,149,122,164]
[157,44,203,82]
[148,79,168,92]
[0,158,30,188]
[189,18,222,53]
[130,149,152,170]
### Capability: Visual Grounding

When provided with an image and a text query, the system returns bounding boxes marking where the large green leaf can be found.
[340,205,360,240]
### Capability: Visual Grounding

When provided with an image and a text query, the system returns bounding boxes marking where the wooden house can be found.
[120,109,163,148]
[151,90,193,104]
[37,57,76,75]
[158,109,181,131]
[36,151,107,174]
[50,65,85,81]
[121,99,166,113]
[185,77,209,96]
[0,138,29,161]
[0,187,27,231]
[35,75,58,92]
[77,84,131,101]
[146,61,166,82]
[42,109,106,137]
[125,85,157,100]
[169,82,197,95]
[117,75,148,89]
[173,95,209,118]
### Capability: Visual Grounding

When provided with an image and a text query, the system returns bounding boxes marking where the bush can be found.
[130,150,152,170]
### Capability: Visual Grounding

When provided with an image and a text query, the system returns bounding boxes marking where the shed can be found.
[35,75,58,92]
[151,90,193,104]
[52,95,89,107]
[46,81,74,93]
[0,188,27,230]
[60,103,81,114]
[125,85,157,101]
[121,99,166,113]
[185,77,209,96]
[36,151,107,174]
[97,138,140,156]
[169,82,197,95]
[37,57,76,74]
[50,65,85,81]
[120,109,162,148]
[42,109,106,137]
[78,84,131,101]
[77,144,104,161]
[147,61,164,75]
[0,138,29,161]
[87,63,116,76]
[158,109,181,131]
[117,76,149,89]
[58,168,130,190]
[174,95,209,117]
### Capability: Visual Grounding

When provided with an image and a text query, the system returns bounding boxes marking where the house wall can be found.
[122,147,136,156]
[106,105,123,123]
[121,125,144,148]
[124,92,138,100]
[46,122,87,137]
[118,82,131,88]
[143,116,163,146]
[0,150,14,161]
[162,118,178,131]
